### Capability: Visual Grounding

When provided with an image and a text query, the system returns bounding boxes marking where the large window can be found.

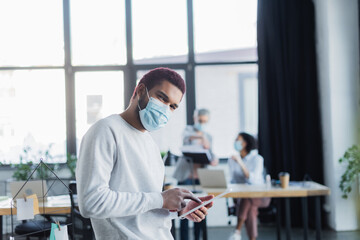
[195,65,258,157]
[0,70,66,163]
[0,0,258,164]
[0,0,64,66]
[70,0,127,65]
[75,71,124,151]
[193,0,257,62]
[132,0,188,64]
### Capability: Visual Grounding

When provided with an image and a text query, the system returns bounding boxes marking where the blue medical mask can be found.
[138,88,172,131]
[194,122,206,132]
[234,140,243,152]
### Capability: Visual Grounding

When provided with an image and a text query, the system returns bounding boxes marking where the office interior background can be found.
[0,0,359,239]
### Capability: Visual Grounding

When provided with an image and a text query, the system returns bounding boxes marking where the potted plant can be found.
[339,145,360,198]
[66,153,77,179]
[12,144,57,181]
[12,146,34,181]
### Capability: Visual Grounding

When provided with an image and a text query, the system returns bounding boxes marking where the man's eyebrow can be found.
[157,91,169,101]
[157,90,179,108]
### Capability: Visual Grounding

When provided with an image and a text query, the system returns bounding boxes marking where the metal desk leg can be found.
[171,219,176,240]
[0,215,3,240]
[276,198,282,240]
[301,198,308,240]
[285,198,291,240]
[202,217,207,240]
[315,196,322,240]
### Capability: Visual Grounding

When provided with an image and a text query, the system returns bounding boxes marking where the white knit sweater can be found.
[76,114,175,240]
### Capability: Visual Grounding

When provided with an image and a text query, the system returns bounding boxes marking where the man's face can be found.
[138,80,183,113]
[197,115,209,124]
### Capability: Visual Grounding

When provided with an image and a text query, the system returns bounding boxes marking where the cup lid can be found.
[278,172,290,176]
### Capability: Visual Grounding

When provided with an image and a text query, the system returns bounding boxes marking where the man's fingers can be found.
[198,195,214,202]
[204,201,214,209]
[198,206,208,215]
[198,195,215,208]
[181,191,201,203]
[191,213,201,222]
[193,209,206,219]
[180,200,187,209]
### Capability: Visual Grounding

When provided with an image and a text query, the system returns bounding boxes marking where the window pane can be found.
[193,0,257,62]
[0,0,64,66]
[195,65,258,157]
[137,70,187,155]
[132,0,188,64]
[0,70,66,164]
[75,71,124,150]
[71,0,127,66]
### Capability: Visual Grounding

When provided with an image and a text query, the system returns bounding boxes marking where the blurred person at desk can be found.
[173,108,219,240]
[228,132,270,240]
[76,68,214,240]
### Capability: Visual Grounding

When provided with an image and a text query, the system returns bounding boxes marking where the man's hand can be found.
[179,195,214,222]
[161,188,201,211]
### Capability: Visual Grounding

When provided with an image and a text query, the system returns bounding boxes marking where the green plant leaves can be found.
[338,145,360,199]
[66,153,77,178]
[12,144,77,181]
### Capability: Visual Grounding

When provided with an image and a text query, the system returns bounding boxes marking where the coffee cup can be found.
[278,172,290,188]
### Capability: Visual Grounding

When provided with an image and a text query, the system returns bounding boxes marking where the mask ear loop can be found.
[145,87,150,99]
[137,87,150,111]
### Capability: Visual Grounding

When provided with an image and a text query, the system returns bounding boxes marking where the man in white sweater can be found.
[76,67,214,240]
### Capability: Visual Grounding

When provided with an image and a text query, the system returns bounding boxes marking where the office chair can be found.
[14,219,52,240]
[14,198,69,240]
[68,181,94,240]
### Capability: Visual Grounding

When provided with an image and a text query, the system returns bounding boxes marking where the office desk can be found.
[0,195,71,239]
[179,181,330,240]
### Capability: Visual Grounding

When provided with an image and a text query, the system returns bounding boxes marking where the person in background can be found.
[76,67,214,240]
[228,132,270,240]
[173,108,219,240]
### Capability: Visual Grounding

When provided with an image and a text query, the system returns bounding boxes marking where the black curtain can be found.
[257,0,324,227]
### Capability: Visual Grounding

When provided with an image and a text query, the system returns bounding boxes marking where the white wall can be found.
[314,0,360,231]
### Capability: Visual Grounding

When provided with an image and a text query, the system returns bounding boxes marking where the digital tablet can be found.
[178,189,231,219]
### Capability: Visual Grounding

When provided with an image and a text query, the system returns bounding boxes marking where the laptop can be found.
[197,169,228,188]
[10,180,48,202]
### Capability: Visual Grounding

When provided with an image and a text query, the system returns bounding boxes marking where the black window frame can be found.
[0,0,258,158]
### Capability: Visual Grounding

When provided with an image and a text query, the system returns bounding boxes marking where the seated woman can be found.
[228,132,270,240]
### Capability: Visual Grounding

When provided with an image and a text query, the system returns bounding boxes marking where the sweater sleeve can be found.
[228,158,237,184]
[247,156,264,185]
[76,123,163,219]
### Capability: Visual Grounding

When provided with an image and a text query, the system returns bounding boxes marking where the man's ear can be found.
[135,83,146,99]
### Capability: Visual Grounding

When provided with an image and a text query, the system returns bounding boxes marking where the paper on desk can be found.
[16,198,34,220]
[50,223,69,240]
[16,194,40,220]
[0,196,9,201]
[27,194,40,215]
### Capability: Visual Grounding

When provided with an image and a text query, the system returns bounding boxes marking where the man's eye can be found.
[170,105,176,110]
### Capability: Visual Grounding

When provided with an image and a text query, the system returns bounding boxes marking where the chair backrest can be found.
[68,181,94,240]
[69,181,77,211]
